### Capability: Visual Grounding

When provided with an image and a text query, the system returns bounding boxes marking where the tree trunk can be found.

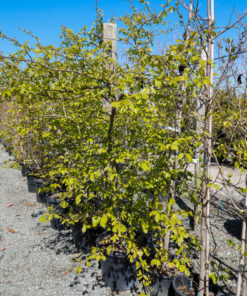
[199,1,214,295]
[237,175,247,296]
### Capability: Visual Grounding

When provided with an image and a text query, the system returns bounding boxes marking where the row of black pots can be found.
[36,189,222,295]
[99,255,222,296]
[25,173,69,230]
[98,250,221,295]
[31,182,197,294]
[23,168,221,295]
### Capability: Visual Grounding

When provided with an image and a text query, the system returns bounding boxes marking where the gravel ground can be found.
[0,144,140,296]
[0,142,246,296]
[181,163,246,295]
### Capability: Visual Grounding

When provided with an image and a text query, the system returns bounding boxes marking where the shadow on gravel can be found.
[211,197,241,220]
[42,230,77,255]
[224,219,242,240]
[31,210,46,218]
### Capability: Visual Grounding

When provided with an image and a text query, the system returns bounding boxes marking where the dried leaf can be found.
[0,247,6,251]
[5,203,14,207]
[26,202,36,207]
[63,265,74,275]
[7,227,16,234]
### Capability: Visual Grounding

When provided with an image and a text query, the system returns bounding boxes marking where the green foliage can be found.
[0,0,212,292]
[212,87,247,169]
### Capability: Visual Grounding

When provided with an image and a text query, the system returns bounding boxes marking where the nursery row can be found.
[1,140,222,296]
[0,2,246,295]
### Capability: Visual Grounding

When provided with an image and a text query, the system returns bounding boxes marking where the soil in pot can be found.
[72,223,103,252]
[172,274,221,296]
[97,232,138,292]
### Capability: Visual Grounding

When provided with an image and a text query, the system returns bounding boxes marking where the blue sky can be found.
[0,0,246,54]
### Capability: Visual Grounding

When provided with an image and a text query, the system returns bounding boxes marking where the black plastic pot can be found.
[50,216,67,231]
[97,232,138,291]
[35,178,50,203]
[172,274,192,296]
[21,164,32,177]
[172,274,221,296]
[6,148,12,156]
[46,197,69,231]
[100,252,138,292]
[50,205,69,231]
[145,272,175,296]
[27,174,37,193]
[72,223,103,252]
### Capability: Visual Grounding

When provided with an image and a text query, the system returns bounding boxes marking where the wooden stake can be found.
[237,175,247,296]
[103,23,117,62]
[194,48,207,226]
[103,23,117,111]
[199,0,214,295]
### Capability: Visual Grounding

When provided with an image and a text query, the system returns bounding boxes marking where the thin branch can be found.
[178,0,209,21]
[215,10,247,39]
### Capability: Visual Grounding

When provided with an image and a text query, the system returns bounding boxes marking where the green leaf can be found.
[140,161,151,172]
[90,173,95,182]
[75,195,81,205]
[155,212,161,223]
[82,224,87,233]
[186,153,192,163]
[39,216,47,223]
[154,79,162,88]
[92,216,100,227]
[209,273,217,284]
[100,215,108,228]
[213,184,220,190]
[60,200,68,208]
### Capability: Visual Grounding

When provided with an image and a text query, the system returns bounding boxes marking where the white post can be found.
[103,23,117,110]
[103,23,118,155]
[199,0,214,295]
[194,48,207,226]
[103,23,117,62]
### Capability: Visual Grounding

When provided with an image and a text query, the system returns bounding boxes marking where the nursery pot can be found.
[172,274,192,296]
[97,232,138,292]
[27,173,37,193]
[100,252,138,292]
[145,272,175,296]
[46,197,69,231]
[21,164,31,177]
[50,205,68,231]
[172,274,221,296]
[35,178,49,203]
[72,223,103,252]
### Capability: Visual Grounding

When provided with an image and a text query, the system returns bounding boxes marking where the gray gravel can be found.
[182,164,246,295]
[0,144,139,296]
